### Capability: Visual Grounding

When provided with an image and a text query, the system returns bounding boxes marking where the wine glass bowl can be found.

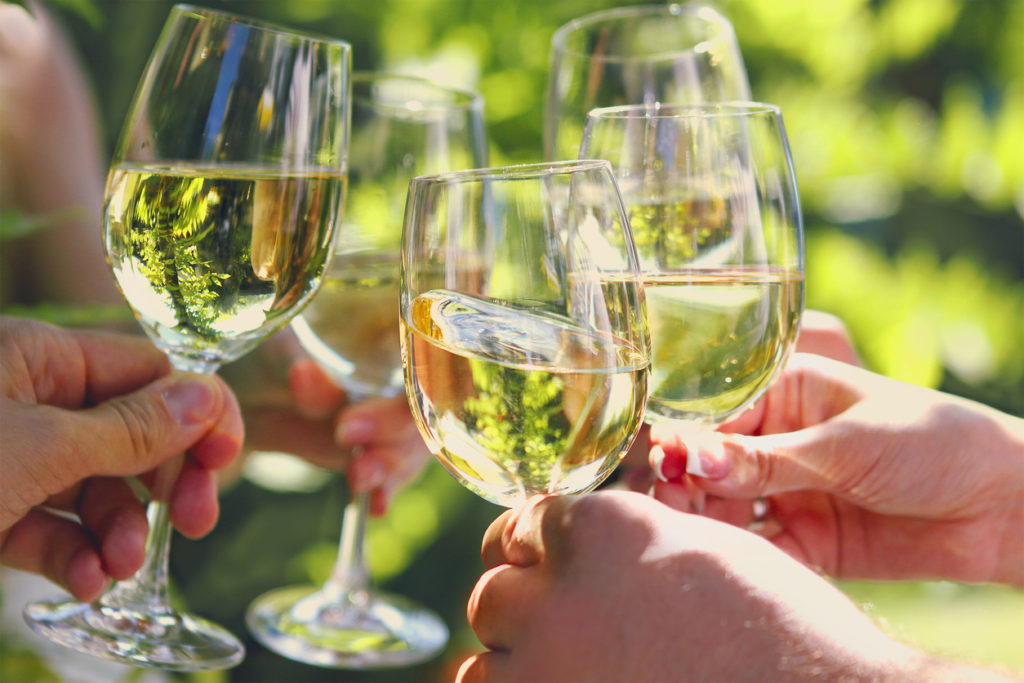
[580,102,804,430]
[105,168,343,370]
[246,73,486,668]
[22,4,351,671]
[401,160,651,508]
[105,5,349,370]
[545,3,750,161]
[292,73,486,401]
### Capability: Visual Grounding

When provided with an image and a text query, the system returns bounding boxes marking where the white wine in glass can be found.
[580,102,804,495]
[401,160,651,508]
[246,73,486,669]
[545,3,750,161]
[22,5,351,671]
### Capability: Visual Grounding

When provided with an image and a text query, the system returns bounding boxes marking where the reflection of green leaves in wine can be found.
[627,196,728,267]
[127,173,229,336]
[595,195,730,267]
[461,360,569,489]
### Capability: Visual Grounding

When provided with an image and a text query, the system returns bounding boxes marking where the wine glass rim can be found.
[551,3,736,62]
[587,101,781,120]
[352,71,483,112]
[171,3,352,48]
[410,158,613,185]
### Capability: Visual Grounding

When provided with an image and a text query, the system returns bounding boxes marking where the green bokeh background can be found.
[2,0,1021,681]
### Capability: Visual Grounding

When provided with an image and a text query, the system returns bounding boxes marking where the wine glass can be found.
[401,160,651,508]
[580,102,804,506]
[545,3,750,161]
[246,73,486,668]
[22,5,351,671]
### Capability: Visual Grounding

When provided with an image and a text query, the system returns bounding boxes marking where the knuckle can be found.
[555,493,628,553]
[106,398,166,469]
[754,447,775,493]
[456,652,493,683]
[20,409,83,496]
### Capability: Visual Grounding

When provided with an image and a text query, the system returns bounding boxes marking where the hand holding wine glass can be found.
[648,352,1024,586]
[0,316,243,601]
[457,488,956,683]
[23,5,350,670]
[401,160,651,509]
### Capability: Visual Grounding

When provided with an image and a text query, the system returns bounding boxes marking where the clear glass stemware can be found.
[22,4,351,671]
[400,160,651,509]
[246,73,486,668]
[545,3,750,161]
[580,102,805,507]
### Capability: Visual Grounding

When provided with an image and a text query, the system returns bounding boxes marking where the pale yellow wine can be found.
[104,163,344,364]
[403,289,649,507]
[643,267,803,424]
[293,252,403,399]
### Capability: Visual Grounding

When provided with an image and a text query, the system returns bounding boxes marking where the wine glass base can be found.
[23,598,245,671]
[246,584,448,669]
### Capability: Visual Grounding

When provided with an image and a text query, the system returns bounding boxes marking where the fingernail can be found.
[687,437,730,479]
[348,456,385,493]
[335,416,375,445]
[0,5,41,55]
[685,434,708,477]
[163,375,216,426]
[651,445,687,482]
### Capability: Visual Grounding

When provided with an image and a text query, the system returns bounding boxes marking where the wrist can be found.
[950,399,1024,587]
[994,495,1024,588]
[994,508,1024,588]
[843,638,1018,683]
[908,655,1022,683]
[990,412,1024,587]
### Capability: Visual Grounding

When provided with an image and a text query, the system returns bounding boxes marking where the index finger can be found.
[794,310,862,366]
[716,353,868,436]
[71,327,170,403]
[481,507,518,569]
[1,318,169,407]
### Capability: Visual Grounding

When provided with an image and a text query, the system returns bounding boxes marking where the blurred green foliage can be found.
[2,0,1021,680]
[37,0,1023,408]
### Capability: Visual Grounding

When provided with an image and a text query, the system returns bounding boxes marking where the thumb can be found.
[481,495,572,570]
[649,353,881,499]
[70,372,231,479]
[651,422,857,499]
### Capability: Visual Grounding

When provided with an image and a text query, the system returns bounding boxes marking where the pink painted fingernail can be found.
[651,445,687,482]
[688,437,730,479]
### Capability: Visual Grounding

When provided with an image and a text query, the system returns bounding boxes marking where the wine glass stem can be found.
[321,488,371,603]
[99,355,221,611]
